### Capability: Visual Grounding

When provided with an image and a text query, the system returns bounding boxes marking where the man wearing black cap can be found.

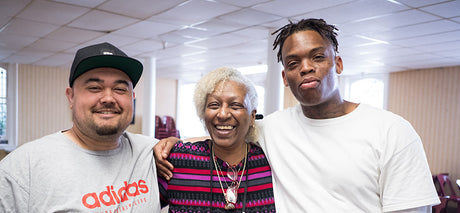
[0,42,161,212]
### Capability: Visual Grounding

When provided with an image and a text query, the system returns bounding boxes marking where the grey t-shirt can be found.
[0,131,161,212]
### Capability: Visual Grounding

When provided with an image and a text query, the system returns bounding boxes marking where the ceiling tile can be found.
[391,56,458,69]
[113,20,180,39]
[413,39,460,52]
[295,0,410,25]
[436,47,460,58]
[0,15,11,29]
[232,26,270,39]
[1,18,60,37]
[0,0,32,17]
[260,17,295,29]
[215,0,272,8]
[339,34,383,48]
[218,8,281,26]
[0,34,38,50]
[64,34,142,54]
[253,0,354,17]
[5,48,53,64]
[52,0,106,8]
[122,39,164,53]
[33,52,75,67]
[0,49,14,61]
[395,0,454,8]
[383,53,438,64]
[27,38,77,52]
[364,19,460,41]
[17,0,90,25]
[187,33,252,50]
[158,32,196,45]
[180,19,245,38]
[148,0,240,26]
[68,10,140,32]
[339,9,440,35]
[150,44,206,60]
[1,0,460,81]
[419,0,460,18]
[391,30,460,47]
[45,26,106,43]
[98,0,187,19]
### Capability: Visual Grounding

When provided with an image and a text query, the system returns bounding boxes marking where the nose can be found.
[299,59,314,75]
[100,89,116,104]
[216,106,231,120]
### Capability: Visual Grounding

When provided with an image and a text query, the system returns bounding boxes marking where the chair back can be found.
[436,173,458,197]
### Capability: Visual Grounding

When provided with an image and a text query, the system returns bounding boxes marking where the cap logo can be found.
[102,51,114,55]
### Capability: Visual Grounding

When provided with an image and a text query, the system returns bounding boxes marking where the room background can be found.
[11,63,460,181]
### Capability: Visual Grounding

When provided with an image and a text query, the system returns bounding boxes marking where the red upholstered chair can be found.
[433,173,460,213]
[162,116,176,130]
[155,115,181,139]
[170,129,180,138]
[155,116,162,129]
[155,115,164,139]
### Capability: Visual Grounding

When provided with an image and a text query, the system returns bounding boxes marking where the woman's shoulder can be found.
[248,142,267,155]
[172,139,210,153]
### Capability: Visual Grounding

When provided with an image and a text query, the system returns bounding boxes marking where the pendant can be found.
[225,185,238,210]
[225,202,235,210]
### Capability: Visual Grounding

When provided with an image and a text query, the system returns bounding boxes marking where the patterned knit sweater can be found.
[158,140,276,213]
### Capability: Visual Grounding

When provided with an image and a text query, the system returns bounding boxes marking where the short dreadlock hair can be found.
[272,18,339,64]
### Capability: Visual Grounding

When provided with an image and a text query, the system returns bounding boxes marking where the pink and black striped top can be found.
[158,140,276,212]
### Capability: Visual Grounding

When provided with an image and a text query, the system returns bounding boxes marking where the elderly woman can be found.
[158,67,276,212]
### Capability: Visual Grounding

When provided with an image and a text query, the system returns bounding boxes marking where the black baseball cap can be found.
[69,42,143,88]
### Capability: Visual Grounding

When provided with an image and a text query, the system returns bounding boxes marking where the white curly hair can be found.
[193,67,259,142]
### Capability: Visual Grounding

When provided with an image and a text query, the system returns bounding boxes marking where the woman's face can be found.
[204,80,255,149]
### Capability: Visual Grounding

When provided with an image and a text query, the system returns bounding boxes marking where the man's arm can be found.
[153,137,181,180]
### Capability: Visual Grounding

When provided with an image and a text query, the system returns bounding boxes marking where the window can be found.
[0,67,6,144]
[0,64,18,151]
[176,82,206,139]
[341,74,388,109]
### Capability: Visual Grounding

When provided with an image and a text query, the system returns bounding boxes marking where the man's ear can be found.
[335,56,343,74]
[65,87,74,109]
[282,70,289,87]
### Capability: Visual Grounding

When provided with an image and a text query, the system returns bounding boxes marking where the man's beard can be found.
[72,111,128,137]
[94,124,120,135]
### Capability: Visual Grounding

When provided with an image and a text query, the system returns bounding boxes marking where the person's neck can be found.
[64,127,122,151]
[301,98,359,119]
[211,141,248,166]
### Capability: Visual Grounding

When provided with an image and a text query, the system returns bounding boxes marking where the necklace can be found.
[212,143,248,210]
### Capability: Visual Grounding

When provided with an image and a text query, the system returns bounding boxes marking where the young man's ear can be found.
[335,56,343,74]
[282,70,289,87]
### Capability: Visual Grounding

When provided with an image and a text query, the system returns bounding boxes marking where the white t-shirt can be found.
[0,132,161,213]
[257,104,439,212]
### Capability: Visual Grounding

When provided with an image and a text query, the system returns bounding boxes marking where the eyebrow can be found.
[284,46,327,61]
[84,78,130,86]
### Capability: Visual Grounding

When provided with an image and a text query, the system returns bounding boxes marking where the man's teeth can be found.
[216,125,233,130]
[99,111,114,114]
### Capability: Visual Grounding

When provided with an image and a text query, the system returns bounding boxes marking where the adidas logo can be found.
[82,180,149,209]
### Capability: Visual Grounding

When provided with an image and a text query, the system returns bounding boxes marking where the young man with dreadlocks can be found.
[154,18,440,212]
[256,18,439,212]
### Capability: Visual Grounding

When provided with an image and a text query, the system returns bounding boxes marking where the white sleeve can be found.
[380,119,439,211]
[385,205,432,213]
